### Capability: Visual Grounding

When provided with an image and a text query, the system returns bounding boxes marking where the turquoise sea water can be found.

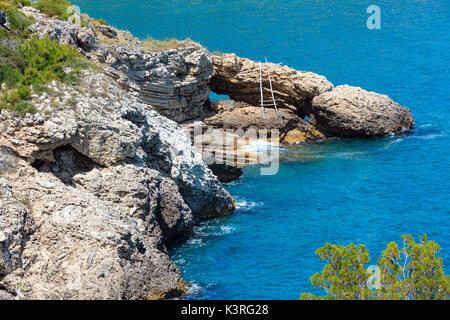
[74,0,449,299]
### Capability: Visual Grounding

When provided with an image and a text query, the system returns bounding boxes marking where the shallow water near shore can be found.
[74,0,449,299]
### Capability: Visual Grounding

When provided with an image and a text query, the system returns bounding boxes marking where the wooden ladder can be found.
[236,58,283,122]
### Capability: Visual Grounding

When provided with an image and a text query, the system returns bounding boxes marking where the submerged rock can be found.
[281,119,326,144]
[311,85,415,137]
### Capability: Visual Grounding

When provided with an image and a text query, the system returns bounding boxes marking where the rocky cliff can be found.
[0,68,234,299]
[0,5,416,300]
[24,6,213,123]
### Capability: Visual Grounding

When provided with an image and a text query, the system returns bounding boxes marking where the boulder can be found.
[210,53,334,117]
[311,85,415,137]
[281,120,326,144]
[208,163,243,183]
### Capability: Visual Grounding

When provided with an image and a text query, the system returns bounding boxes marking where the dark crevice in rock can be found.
[208,163,243,183]
[31,145,101,186]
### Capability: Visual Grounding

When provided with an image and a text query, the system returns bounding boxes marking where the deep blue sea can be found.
[74,0,450,299]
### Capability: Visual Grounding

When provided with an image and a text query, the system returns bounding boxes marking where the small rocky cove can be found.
[0,7,414,300]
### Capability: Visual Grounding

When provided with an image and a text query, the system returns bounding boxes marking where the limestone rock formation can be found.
[0,70,234,299]
[180,99,325,182]
[210,53,334,117]
[95,25,118,39]
[25,7,98,51]
[203,100,325,142]
[1,162,186,300]
[22,6,213,123]
[311,85,415,137]
[0,5,417,300]
[0,178,29,281]
[204,102,299,135]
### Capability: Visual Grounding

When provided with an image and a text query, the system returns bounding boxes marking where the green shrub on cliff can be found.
[0,44,27,86]
[0,0,30,11]
[0,36,85,114]
[33,0,71,20]
[141,37,197,52]
[21,36,80,83]
[6,8,32,31]
[301,235,449,300]
[96,18,108,26]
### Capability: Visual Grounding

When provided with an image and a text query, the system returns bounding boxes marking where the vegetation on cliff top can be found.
[0,1,90,114]
[0,36,87,114]
[301,234,449,300]
[33,0,70,20]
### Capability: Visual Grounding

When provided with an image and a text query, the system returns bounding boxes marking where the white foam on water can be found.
[414,133,444,140]
[173,258,186,265]
[194,223,235,237]
[220,226,234,234]
[186,283,204,296]
[332,151,368,160]
[241,139,279,155]
[235,199,263,212]
[384,137,404,149]
[187,238,203,246]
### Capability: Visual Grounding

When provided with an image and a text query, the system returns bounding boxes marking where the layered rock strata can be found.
[23,6,213,123]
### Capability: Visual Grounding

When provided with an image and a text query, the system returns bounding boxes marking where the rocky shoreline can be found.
[0,6,414,299]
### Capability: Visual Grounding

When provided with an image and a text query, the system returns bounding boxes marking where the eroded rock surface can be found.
[0,179,29,280]
[311,85,415,137]
[210,53,334,117]
[22,6,213,123]
[204,102,299,135]
[0,70,234,300]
